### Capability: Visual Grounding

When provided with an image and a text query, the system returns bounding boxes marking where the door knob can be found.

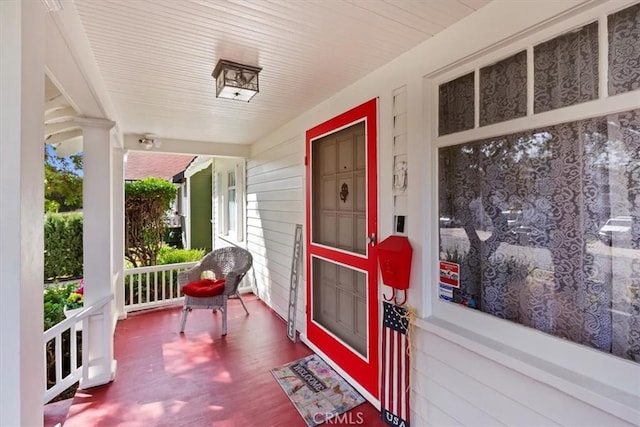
[367,233,376,246]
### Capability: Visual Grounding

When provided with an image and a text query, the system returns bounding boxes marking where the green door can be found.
[190,166,212,252]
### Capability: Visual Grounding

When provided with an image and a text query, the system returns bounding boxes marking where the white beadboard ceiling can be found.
[73,0,491,145]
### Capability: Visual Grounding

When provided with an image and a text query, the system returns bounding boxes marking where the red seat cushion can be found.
[182,278,226,297]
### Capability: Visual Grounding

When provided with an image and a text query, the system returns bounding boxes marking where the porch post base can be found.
[79,360,117,390]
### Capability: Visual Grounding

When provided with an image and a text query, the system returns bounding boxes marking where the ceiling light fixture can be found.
[138,134,160,150]
[212,59,262,102]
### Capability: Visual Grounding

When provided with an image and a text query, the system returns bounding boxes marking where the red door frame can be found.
[305,98,378,400]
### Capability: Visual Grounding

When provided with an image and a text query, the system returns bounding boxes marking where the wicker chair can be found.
[178,246,252,335]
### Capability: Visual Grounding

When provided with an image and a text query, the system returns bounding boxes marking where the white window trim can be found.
[227,170,236,236]
[217,161,245,244]
[424,1,640,423]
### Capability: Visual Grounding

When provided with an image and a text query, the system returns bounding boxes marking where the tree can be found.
[125,177,177,267]
[44,145,83,212]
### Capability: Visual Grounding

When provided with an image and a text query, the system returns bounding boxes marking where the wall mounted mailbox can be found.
[377,236,413,290]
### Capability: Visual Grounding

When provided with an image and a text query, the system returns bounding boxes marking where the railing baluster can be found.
[153,270,158,302]
[71,325,78,370]
[44,342,48,390]
[169,268,174,299]
[128,273,133,307]
[162,269,166,301]
[55,334,62,384]
[145,272,150,304]
[176,268,181,297]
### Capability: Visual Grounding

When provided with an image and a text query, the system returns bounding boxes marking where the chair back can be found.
[199,247,253,295]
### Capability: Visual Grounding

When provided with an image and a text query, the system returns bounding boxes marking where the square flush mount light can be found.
[212,59,262,102]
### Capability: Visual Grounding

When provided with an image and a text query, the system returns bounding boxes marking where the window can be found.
[534,21,599,113]
[480,50,527,126]
[438,72,474,136]
[439,109,639,363]
[436,3,640,365]
[227,170,236,235]
[217,161,244,242]
[608,2,640,95]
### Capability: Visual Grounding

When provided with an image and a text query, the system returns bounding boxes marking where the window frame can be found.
[226,170,237,236]
[425,0,640,415]
[218,160,245,243]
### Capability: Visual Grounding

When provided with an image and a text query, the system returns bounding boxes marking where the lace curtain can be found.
[438,72,474,136]
[480,51,527,126]
[608,3,640,95]
[438,109,640,362]
[534,21,599,113]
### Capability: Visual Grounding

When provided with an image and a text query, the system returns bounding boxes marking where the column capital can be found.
[74,116,116,130]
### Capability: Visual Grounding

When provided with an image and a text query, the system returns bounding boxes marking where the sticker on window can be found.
[439,261,460,288]
[439,284,454,301]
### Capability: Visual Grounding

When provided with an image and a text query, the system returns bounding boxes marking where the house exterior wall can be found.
[246,135,305,329]
[248,1,640,425]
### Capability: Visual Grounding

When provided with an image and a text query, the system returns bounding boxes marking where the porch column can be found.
[0,1,45,425]
[113,147,126,319]
[76,117,117,388]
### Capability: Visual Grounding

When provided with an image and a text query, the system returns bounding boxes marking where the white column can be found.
[76,117,117,388]
[0,1,45,425]
[113,147,126,319]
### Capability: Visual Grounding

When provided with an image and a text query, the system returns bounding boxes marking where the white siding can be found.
[246,135,306,331]
[247,1,640,425]
[412,326,635,427]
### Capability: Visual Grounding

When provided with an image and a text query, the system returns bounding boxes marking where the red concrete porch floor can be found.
[46,294,386,427]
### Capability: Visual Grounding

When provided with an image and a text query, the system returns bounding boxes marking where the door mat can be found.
[271,354,365,426]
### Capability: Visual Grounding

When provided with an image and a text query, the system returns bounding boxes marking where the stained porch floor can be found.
[46,294,386,426]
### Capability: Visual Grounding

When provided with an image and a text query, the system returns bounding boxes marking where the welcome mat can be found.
[271,354,365,426]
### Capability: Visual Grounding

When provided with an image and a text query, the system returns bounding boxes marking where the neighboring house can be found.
[124,151,195,248]
[124,152,246,256]
[182,156,213,253]
[3,1,640,427]
[123,151,194,184]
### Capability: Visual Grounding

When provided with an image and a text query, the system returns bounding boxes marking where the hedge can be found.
[44,213,83,281]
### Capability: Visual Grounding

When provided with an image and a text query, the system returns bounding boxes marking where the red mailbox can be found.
[376,235,412,290]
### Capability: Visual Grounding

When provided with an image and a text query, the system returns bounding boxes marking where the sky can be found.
[46,144,83,177]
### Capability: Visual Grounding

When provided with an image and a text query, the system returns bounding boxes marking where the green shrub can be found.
[44,213,83,281]
[157,246,204,265]
[125,177,177,267]
[44,282,81,330]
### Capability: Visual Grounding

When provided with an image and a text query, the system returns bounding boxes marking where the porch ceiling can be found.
[70,0,491,145]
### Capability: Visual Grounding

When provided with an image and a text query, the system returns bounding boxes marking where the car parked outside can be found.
[598,216,633,246]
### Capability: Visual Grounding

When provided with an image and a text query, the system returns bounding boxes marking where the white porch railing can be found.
[43,263,196,404]
[43,294,113,404]
[123,262,197,312]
